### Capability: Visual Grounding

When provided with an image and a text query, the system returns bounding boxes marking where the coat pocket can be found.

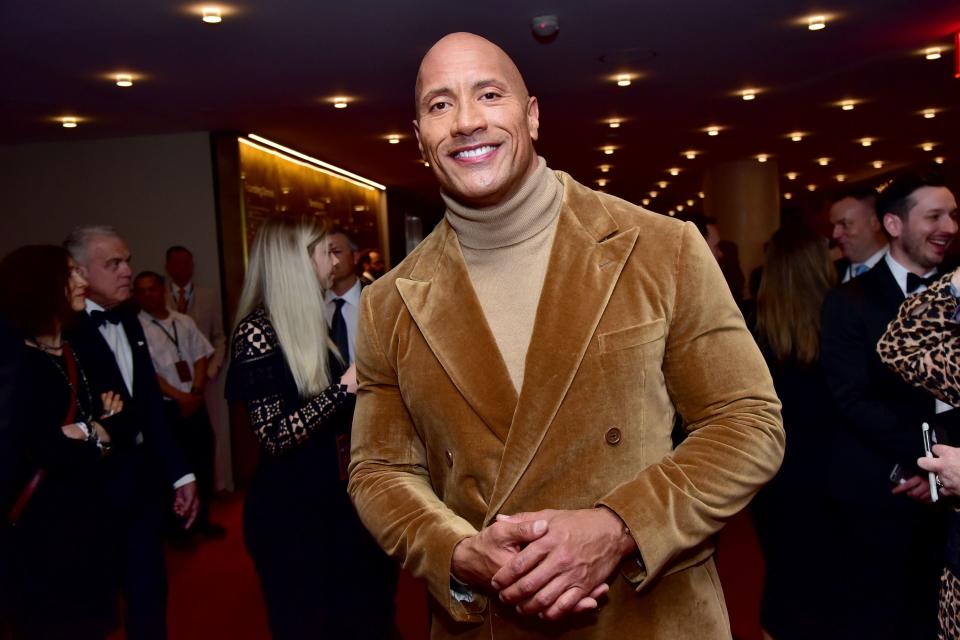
[598,318,666,353]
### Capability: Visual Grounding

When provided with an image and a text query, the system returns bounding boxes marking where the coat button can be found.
[605,428,622,445]
[445,449,454,467]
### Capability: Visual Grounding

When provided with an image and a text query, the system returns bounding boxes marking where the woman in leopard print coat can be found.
[878,266,960,639]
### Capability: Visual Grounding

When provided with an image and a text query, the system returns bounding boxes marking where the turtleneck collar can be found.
[442,157,563,250]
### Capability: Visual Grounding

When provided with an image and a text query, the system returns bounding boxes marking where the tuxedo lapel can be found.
[69,312,130,401]
[486,176,638,520]
[396,223,518,442]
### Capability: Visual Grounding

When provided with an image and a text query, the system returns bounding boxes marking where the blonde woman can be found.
[226,218,396,639]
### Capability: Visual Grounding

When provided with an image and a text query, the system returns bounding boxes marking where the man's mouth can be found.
[930,237,951,250]
[451,144,499,162]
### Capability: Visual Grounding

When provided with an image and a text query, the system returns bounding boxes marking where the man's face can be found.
[78,234,133,308]
[133,276,166,315]
[368,251,385,277]
[165,249,194,287]
[327,233,357,285]
[414,34,540,208]
[829,197,881,263]
[884,186,958,272]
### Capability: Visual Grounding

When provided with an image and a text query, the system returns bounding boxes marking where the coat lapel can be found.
[485,175,639,520]
[396,222,518,442]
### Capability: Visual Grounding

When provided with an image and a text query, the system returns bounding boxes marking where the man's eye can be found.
[430,101,450,112]
[480,92,500,100]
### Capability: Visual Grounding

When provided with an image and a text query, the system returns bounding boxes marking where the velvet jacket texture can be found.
[348,172,785,639]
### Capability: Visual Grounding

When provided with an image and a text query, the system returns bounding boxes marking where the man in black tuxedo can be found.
[829,184,888,283]
[64,225,198,640]
[821,171,958,639]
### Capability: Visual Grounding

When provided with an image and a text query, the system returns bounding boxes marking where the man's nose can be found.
[450,100,486,138]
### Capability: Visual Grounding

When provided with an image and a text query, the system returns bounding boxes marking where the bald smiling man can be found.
[348,33,784,639]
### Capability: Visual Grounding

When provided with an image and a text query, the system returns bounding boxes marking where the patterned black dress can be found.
[226,308,397,639]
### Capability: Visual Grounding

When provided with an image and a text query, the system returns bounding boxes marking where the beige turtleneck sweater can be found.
[442,157,563,392]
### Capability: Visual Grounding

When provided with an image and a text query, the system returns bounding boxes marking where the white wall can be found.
[0,132,220,288]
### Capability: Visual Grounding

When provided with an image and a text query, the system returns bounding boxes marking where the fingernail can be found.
[491,580,501,590]
[533,519,547,534]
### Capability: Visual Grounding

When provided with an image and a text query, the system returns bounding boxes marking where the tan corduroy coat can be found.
[349,172,784,639]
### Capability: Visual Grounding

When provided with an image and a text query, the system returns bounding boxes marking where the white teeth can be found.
[454,145,495,159]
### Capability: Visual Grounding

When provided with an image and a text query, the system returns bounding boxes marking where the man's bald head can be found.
[415,32,529,118]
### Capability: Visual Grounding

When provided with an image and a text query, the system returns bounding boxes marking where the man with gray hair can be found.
[64,225,198,640]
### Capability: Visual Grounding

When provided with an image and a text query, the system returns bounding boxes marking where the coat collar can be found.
[397,173,639,516]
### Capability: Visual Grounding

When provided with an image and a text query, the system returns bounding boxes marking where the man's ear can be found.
[413,119,425,159]
[527,96,540,142]
[883,212,903,239]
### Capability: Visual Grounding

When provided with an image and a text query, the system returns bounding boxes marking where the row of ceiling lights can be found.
[592,10,952,208]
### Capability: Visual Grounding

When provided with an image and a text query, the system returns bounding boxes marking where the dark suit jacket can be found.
[66,307,189,494]
[821,259,939,506]
[834,257,850,283]
[0,316,25,513]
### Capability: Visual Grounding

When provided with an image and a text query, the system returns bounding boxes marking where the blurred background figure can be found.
[226,218,397,639]
[749,226,838,640]
[828,186,888,283]
[134,270,224,543]
[0,245,122,640]
[357,248,385,285]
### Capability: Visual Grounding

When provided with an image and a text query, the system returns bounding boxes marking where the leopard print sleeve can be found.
[877,273,960,407]
[227,308,350,458]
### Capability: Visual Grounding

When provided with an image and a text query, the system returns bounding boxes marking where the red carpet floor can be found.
[110,493,764,639]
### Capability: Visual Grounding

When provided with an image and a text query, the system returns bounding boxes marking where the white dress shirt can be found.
[324,278,361,365]
[138,310,214,394]
[842,245,888,283]
[884,253,953,413]
[85,299,134,395]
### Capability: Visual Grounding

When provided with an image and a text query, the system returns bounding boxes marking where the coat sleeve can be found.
[348,288,485,623]
[877,273,960,407]
[597,221,785,587]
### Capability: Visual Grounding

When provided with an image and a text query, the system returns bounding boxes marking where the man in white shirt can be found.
[135,270,224,540]
[64,225,197,640]
[324,228,363,365]
[829,185,889,282]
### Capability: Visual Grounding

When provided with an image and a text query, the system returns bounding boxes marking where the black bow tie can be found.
[90,309,122,327]
[906,272,937,294]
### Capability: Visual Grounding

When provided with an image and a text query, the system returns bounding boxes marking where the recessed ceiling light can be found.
[608,119,621,128]
[698,192,705,199]
[840,100,856,111]
[784,192,793,200]
[658,180,669,189]
[603,146,616,155]
[921,142,936,152]
[332,96,349,109]
[423,161,430,167]
[668,167,680,176]
[807,184,817,192]
[741,88,758,101]
[202,7,222,23]
[860,137,874,147]
[872,160,884,169]
[596,178,608,187]
[599,164,611,173]
[789,132,804,142]
[786,172,798,180]
[706,126,720,136]
[642,198,650,206]
[922,108,937,119]
[115,73,133,87]
[756,154,769,163]
[615,74,632,87]
[649,191,659,198]
[817,157,831,166]
[925,47,942,61]
[808,15,826,30]
[934,157,945,164]
[686,199,695,206]
[668,210,675,216]
[835,174,846,182]
[60,116,78,129]
[683,150,699,160]
[676,204,685,212]
[387,134,401,144]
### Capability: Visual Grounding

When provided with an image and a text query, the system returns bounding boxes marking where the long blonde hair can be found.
[235,217,337,397]
[756,225,837,365]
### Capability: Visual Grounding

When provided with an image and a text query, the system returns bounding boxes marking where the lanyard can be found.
[151,318,182,358]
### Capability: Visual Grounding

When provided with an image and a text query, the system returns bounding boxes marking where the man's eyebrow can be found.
[419,79,509,108]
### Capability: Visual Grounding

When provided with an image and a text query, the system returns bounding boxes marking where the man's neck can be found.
[332,275,359,297]
[145,307,171,321]
[88,294,117,310]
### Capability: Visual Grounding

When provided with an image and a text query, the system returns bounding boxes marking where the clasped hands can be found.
[450,507,637,621]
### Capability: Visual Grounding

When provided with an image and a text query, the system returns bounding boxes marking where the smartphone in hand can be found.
[922,422,939,503]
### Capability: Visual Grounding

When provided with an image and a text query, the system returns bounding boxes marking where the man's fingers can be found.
[537,584,591,620]
[588,583,609,600]
[496,550,564,604]
[918,457,942,473]
[491,537,550,590]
